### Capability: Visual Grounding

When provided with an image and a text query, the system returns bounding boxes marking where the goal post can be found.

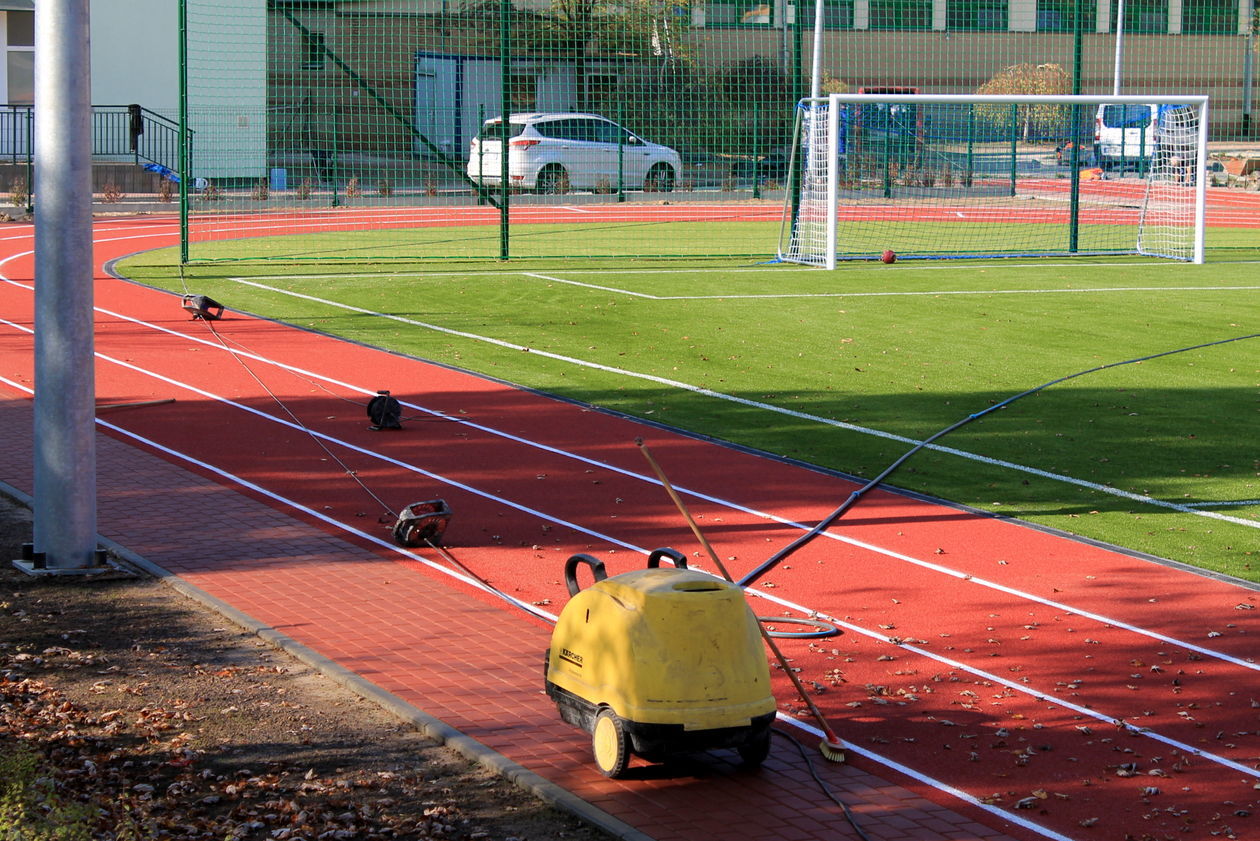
[779,93,1209,269]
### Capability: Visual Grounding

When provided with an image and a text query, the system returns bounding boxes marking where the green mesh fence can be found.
[180,0,1259,262]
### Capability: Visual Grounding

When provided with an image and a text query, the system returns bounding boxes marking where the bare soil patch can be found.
[0,493,609,841]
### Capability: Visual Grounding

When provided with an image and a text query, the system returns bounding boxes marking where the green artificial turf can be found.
[118,234,1260,583]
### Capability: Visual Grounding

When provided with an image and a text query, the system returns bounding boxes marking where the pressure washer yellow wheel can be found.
[592,709,629,778]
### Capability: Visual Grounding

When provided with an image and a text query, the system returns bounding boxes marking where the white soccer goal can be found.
[778,93,1209,268]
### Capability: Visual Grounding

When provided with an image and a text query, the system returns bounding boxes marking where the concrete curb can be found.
[0,479,655,841]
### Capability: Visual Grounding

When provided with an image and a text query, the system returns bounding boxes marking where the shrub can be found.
[9,178,28,208]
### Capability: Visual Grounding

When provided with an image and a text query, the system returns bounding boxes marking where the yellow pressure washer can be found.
[545,549,777,778]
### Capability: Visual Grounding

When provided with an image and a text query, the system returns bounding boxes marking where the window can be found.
[301,31,325,70]
[590,119,623,144]
[705,0,775,25]
[7,51,31,102]
[789,0,855,28]
[478,120,524,140]
[1181,0,1237,33]
[948,0,1008,30]
[1100,103,1152,129]
[7,10,31,46]
[869,0,932,30]
[5,10,34,104]
[1036,0,1098,31]
[1112,0,1167,32]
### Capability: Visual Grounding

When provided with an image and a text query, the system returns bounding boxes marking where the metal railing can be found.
[0,104,184,172]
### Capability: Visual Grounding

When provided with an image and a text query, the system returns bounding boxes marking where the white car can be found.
[467,112,680,194]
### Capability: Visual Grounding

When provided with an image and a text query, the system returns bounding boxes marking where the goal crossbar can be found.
[776,91,1209,266]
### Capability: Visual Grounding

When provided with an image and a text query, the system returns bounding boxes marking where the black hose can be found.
[737,331,1260,588]
[773,729,879,841]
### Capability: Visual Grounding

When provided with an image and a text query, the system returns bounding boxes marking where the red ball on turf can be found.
[881,249,897,264]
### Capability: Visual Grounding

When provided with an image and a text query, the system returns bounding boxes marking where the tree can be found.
[974,63,1071,141]
[526,0,696,112]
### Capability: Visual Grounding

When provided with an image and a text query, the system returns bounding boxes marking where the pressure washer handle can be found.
[564,553,608,596]
[647,547,688,569]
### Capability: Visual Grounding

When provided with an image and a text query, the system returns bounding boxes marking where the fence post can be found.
[331,104,341,208]
[617,100,626,202]
[498,0,509,260]
[882,117,892,199]
[477,103,485,205]
[1009,102,1017,197]
[965,103,974,188]
[24,107,33,214]
[178,0,189,264]
[752,99,761,199]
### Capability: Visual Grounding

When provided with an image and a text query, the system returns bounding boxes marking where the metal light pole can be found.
[810,0,825,99]
[19,0,100,575]
[1113,0,1126,94]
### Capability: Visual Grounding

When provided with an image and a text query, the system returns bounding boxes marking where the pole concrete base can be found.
[11,543,110,576]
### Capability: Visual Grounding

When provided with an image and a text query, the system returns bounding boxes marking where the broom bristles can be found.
[819,734,846,762]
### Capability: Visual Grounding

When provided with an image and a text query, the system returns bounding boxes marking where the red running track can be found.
[2,214,1257,841]
[178,183,1260,246]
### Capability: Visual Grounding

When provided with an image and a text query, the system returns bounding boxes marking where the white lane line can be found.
[0,370,1076,841]
[0,325,644,557]
[5,264,1258,670]
[750,584,1260,779]
[218,275,1260,532]
[3,332,1255,780]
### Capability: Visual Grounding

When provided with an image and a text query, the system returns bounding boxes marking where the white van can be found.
[1093,103,1158,170]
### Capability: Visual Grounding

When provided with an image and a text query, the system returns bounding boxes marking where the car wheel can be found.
[536,165,569,195]
[644,163,675,193]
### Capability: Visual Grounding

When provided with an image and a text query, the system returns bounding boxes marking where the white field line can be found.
[220,275,1260,532]
[1183,499,1260,508]
[525,271,1260,301]
[0,372,1075,841]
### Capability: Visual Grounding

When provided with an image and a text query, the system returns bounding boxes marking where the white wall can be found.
[89,0,178,116]
[184,0,267,179]
[86,0,266,179]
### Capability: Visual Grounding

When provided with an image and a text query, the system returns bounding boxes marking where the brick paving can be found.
[1,394,1035,841]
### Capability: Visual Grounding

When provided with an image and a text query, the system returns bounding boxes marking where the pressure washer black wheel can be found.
[737,729,771,767]
[591,708,630,779]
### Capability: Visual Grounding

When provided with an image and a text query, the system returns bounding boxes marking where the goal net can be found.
[779,94,1208,268]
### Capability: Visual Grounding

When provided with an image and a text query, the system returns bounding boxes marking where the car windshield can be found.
[478,121,525,140]
[1102,104,1152,129]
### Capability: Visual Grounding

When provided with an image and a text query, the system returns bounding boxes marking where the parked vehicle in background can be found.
[1094,103,1158,170]
[467,113,681,194]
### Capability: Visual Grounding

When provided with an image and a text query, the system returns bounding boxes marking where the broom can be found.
[635,438,847,763]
